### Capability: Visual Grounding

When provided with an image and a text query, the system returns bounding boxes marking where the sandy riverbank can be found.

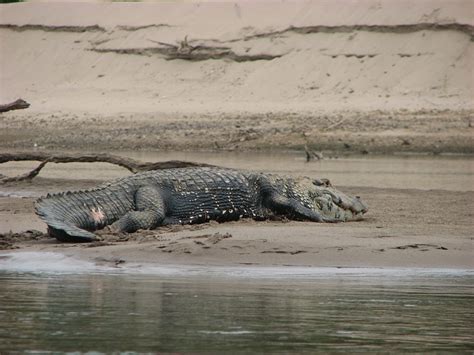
[1,185,472,269]
[1,155,472,270]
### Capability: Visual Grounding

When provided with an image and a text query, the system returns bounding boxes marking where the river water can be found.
[0,255,473,353]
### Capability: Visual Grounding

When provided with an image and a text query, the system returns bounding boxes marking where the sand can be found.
[1,184,473,270]
[0,1,473,153]
[0,1,473,270]
[0,156,473,270]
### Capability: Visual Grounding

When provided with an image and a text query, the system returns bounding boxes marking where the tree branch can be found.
[0,152,214,183]
[0,98,30,113]
[0,161,48,183]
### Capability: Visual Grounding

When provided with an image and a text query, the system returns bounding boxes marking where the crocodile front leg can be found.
[110,186,166,233]
[264,193,332,222]
[255,175,336,222]
[311,184,368,221]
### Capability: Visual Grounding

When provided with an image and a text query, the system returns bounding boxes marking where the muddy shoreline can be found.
[1,109,473,155]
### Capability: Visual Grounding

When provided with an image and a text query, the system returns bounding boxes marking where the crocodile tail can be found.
[35,190,105,242]
[44,220,98,243]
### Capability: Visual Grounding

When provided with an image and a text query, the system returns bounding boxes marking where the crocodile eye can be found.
[313,178,332,187]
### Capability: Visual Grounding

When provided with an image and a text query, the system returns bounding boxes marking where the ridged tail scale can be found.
[35,187,128,242]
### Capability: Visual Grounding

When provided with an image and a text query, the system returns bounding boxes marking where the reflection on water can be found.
[0,271,472,353]
[2,152,473,191]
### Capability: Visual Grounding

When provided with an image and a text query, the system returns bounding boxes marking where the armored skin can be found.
[35,167,368,243]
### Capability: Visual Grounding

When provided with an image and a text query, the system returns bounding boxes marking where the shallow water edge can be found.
[1,251,472,278]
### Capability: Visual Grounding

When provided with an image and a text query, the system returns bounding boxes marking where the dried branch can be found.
[0,152,214,183]
[147,38,179,48]
[304,145,323,162]
[148,35,196,53]
[0,98,30,113]
[324,116,349,130]
[0,161,48,183]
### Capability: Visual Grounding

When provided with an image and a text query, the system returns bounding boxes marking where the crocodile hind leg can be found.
[110,186,166,233]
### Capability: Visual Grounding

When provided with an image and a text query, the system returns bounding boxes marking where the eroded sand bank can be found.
[0,1,473,153]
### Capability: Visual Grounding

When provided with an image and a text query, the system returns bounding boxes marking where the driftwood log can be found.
[0,152,213,183]
[0,98,30,113]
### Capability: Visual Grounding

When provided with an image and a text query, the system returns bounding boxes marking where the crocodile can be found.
[35,167,368,243]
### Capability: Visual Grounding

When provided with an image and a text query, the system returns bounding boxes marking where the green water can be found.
[0,270,473,353]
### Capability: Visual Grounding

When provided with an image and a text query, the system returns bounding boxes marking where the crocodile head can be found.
[295,177,368,221]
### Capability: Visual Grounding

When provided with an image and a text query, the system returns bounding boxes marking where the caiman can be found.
[35,167,368,242]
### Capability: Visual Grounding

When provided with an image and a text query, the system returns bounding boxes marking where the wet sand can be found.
[1,155,472,270]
